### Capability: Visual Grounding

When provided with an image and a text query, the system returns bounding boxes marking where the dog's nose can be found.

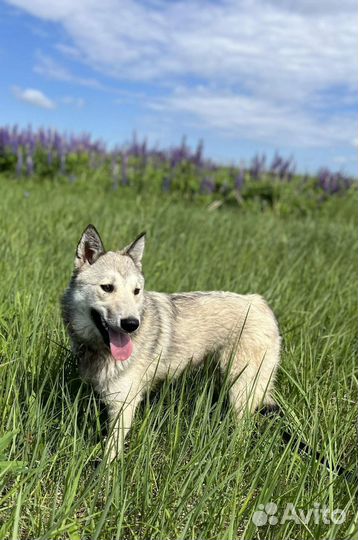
[120,317,139,333]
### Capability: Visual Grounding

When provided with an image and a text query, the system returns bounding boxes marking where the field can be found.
[0,174,357,539]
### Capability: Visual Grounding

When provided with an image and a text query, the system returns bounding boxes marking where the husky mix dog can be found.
[62,225,281,461]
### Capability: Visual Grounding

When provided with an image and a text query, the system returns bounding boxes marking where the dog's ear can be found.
[123,232,146,269]
[75,225,105,268]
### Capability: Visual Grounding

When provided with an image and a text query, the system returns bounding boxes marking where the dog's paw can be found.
[103,438,122,464]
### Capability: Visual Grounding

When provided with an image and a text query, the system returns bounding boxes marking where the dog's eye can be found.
[133,288,140,295]
[100,284,114,293]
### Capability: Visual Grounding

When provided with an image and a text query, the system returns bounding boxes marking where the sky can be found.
[1,0,357,175]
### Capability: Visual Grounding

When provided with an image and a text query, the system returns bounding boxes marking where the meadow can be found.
[0,134,357,539]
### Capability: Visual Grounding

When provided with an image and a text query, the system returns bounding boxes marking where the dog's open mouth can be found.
[90,309,133,362]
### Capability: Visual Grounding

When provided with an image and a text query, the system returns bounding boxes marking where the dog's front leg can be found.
[105,393,141,462]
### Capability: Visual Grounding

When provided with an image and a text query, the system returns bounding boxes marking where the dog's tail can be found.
[259,404,355,481]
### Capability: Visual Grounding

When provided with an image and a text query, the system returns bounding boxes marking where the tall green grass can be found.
[0,177,357,539]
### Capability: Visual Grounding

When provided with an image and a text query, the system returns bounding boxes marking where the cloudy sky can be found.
[1,0,357,174]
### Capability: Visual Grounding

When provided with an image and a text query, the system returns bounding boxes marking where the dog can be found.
[62,225,281,461]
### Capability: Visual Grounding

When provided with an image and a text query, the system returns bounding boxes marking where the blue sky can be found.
[1,0,357,175]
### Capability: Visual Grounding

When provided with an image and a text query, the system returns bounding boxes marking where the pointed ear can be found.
[75,225,105,268]
[123,232,146,269]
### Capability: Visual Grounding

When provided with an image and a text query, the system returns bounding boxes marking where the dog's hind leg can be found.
[221,344,279,420]
[228,365,277,419]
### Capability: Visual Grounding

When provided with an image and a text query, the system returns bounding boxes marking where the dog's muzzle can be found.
[90,309,140,346]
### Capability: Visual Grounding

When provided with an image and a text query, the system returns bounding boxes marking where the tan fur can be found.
[62,226,281,461]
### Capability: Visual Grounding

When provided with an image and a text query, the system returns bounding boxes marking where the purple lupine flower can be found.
[329,175,338,194]
[11,137,18,154]
[16,147,23,176]
[95,140,106,155]
[270,152,282,173]
[53,132,62,154]
[140,139,148,171]
[121,152,128,185]
[26,153,34,176]
[2,124,355,197]
[112,159,120,190]
[89,151,97,169]
[278,158,292,180]
[317,168,331,192]
[200,177,215,194]
[170,139,191,168]
[170,148,182,169]
[193,139,204,168]
[60,151,66,174]
[0,127,10,150]
[155,150,167,165]
[38,127,45,146]
[330,173,346,194]
[162,176,171,192]
[179,136,189,161]
[250,154,265,180]
[128,131,140,157]
[235,169,245,191]
[27,132,36,155]
[342,175,353,191]
[140,139,147,159]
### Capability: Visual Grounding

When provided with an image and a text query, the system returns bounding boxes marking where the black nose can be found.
[120,317,139,333]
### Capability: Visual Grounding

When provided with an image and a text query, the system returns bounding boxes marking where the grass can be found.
[0,176,357,539]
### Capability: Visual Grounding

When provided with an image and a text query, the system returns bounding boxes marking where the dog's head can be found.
[64,225,146,361]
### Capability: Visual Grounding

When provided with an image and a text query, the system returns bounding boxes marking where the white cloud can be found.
[333,155,349,164]
[6,0,357,149]
[150,88,355,148]
[12,86,56,109]
[12,85,85,110]
[61,95,85,108]
[34,52,103,89]
[8,0,76,19]
[266,0,356,15]
[55,42,82,59]
[7,0,355,90]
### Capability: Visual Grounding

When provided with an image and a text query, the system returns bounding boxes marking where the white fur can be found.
[62,227,281,461]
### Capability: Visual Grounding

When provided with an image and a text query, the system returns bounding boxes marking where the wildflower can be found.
[16,147,23,176]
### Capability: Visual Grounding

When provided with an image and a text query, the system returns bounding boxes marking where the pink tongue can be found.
[108,329,133,362]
